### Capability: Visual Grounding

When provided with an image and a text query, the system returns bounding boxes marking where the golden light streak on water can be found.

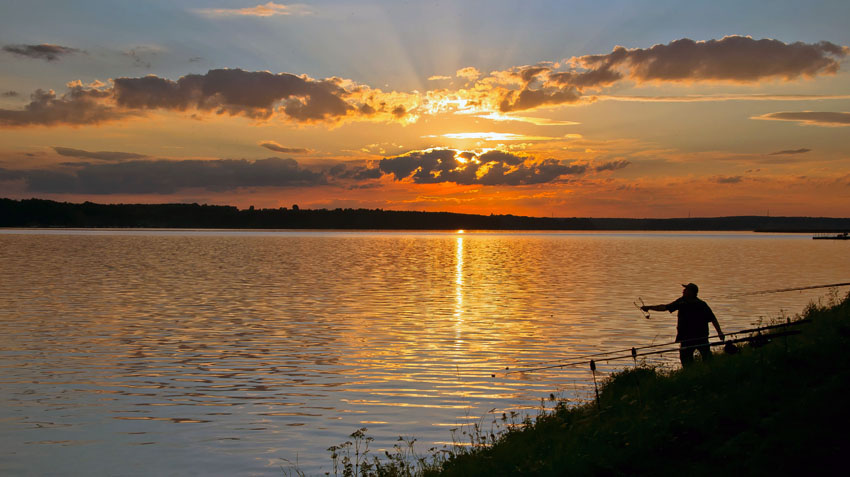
[455,235,464,334]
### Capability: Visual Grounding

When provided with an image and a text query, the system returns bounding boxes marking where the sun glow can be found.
[473,112,581,126]
[422,93,481,116]
[440,132,557,141]
[454,235,464,340]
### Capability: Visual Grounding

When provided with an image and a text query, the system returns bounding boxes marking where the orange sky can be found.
[1,2,849,218]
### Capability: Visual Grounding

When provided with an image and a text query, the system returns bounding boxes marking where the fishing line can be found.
[504,327,735,372]
[498,328,804,376]
[502,338,680,372]
[495,320,810,376]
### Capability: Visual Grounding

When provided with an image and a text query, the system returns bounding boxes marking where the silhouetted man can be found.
[642,283,725,366]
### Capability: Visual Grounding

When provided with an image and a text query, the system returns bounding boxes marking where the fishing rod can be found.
[495,319,811,377]
[633,297,650,319]
[500,337,681,373]
[727,281,850,297]
[581,330,803,369]
[615,330,803,362]
[500,320,802,373]
[496,328,804,377]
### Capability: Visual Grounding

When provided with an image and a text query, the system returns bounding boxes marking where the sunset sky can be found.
[1,0,849,218]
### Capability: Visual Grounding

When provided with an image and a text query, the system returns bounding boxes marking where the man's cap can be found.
[682,283,699,293]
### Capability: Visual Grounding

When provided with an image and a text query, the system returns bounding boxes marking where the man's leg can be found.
[697,342,712,361]
[679,345,695,366]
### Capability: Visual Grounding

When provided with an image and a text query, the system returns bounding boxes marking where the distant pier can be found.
[813,232,850,240]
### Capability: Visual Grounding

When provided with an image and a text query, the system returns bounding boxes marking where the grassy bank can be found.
[317,291,850,476]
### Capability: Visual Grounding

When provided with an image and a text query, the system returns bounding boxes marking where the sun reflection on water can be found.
[454,236,464,342]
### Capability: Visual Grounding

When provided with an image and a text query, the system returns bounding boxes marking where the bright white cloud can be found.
[473,112,580,126]
[456,67,481,81]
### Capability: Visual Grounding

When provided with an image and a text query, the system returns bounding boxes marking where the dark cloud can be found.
[0,68,371,127]
[124,47,155,68]
[479,150,526,166]
[0,88,132,127]
[380,149,459,183]
[328,163,382,180]
[1,157,325,194]
[113,68,354,121]
[493,64,583,111]
[499,86,582,112]
[578,36,848,83]
[2,43,80,61]
[53,146,146,161]
[757,111,850,126]
[769,148,811,155]
[479,158,586,186]
[259,141,311,154]
[498,37,848,112]
[379,148,586,185]
[516,65,551,83]
[714,175,743,184]
[595,159,631,172]
[548,68,622,88]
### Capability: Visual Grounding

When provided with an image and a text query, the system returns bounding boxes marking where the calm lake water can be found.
[1,229,848,475]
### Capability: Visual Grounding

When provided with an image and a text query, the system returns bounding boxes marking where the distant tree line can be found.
[1,198,849,231]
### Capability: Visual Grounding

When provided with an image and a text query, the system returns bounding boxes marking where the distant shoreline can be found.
[3,198,850,232]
